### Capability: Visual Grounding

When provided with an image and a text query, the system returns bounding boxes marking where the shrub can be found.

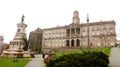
[44,56,53,64]
[46,51,109,67]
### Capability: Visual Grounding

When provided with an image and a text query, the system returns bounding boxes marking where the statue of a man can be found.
[21,14,25,22]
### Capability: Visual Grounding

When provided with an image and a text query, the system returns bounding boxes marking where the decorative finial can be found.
[21,14,25,22]
[87,13,89,22]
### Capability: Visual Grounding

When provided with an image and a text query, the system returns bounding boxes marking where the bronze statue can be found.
[23,37,29,51]
[21,14,25,22]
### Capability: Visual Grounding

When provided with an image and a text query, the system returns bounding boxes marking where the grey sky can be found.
[0,0,119,43]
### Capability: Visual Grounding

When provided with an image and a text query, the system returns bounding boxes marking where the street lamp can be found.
[87,14,90,48]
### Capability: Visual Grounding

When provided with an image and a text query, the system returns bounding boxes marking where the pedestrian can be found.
[42,53,45,58]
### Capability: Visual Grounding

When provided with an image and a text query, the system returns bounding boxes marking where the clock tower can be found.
[72,10,80,24]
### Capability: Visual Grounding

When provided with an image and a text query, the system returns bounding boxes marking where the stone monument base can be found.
[2,50,34,58]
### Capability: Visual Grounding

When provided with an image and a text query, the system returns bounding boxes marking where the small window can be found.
[111,42,114,46]
[97,42,100,46]
[97,31,100,35]
[17,29,20,32]
[92,32,95,36]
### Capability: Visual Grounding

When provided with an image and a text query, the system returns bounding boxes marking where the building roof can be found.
[43,25,67,30]
[30,20,115,32]
[42,20,115,30]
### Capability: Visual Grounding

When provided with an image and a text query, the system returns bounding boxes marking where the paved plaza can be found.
[25,54,46,67]
[109,47,120,67]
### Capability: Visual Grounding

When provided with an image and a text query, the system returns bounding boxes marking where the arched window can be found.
[71,39,74,46]
[76,39,80,46]
[66,40,69,46]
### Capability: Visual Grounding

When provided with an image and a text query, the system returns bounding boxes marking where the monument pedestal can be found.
[2,50,34,58]
[2,49,23,58]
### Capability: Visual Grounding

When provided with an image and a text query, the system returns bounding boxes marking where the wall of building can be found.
[41,21,116,54]
[0,36,4,54]
[29,11,116,54]
[29,28,42,53]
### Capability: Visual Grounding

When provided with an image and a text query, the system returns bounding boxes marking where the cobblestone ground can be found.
[25,54,46,67]
[109,47,120,67]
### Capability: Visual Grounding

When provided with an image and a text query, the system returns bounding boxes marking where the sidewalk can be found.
[25,54,46,67]
[109,47,120,67]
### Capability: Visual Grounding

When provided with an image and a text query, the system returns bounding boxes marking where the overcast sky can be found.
[0,0,120,43]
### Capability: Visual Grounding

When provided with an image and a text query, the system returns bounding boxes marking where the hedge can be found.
[46,51,109,67]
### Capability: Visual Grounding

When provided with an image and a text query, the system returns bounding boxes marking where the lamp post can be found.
[87,14,90,48]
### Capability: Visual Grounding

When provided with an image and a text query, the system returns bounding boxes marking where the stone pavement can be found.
[25,54,46,67]
[109,47,120,67]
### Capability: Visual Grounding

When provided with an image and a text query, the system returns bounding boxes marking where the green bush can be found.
[46,51,109,67]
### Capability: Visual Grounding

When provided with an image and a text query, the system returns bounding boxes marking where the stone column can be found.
[69,40,71,47]
[70,28,71,37]
[74,39,76,46]
[79,28,81,36]
[75,28,76,36]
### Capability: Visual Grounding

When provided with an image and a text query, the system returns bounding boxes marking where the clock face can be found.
[17,29,20,32]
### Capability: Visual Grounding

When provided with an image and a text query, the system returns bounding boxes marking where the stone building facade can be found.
[41,10,116,54]
[29,28,42,53]
[0,36,4,54]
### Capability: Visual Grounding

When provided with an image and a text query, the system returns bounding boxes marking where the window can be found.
[97,42,100,46]
[48,44,50,47]
[92,31,95,36]
[111,42,114,46]
[83,32,86,36]
[17,29,20,32]
[97,31,100,35]
[110,30,114,34]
